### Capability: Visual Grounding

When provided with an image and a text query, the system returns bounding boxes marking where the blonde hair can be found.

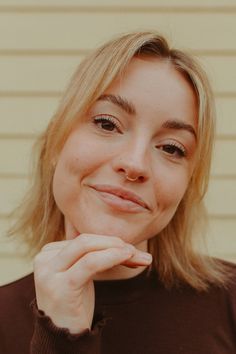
[10,31,230,290]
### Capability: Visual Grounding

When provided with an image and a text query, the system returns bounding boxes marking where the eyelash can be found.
[93,115,121,132]
[158,143,187,158]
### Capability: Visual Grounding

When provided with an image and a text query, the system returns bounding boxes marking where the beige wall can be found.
[0,0,236,285]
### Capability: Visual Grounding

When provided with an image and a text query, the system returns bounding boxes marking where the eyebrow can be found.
[98,94,136,115]
[97,94,197,140]
[162,120,197,140]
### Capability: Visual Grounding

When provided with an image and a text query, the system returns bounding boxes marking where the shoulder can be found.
[0,273,35,313]
[212,259,236,312]
[0,274,36,349]
[0,272,35,293]
[217,258,236,286]
[222,260,236,291]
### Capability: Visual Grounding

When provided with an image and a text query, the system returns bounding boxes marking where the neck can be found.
[93,264,148,281]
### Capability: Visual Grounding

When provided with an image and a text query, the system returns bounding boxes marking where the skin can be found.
[34,57,198,334]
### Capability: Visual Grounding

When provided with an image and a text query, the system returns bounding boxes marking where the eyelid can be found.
[93,114,122,132]
[157,140,187,158]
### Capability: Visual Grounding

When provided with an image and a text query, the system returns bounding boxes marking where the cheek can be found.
[52,159,74,214]
[153,168,190,208]
[55,137,99,180]
[52,135,107,212]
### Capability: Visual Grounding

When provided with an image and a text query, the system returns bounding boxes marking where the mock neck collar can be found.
[94,267,157,305]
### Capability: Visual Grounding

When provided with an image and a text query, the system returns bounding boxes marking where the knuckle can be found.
[82,253,97,273]
[41,242,54,251]
[113,237,125,247]
[34,267,49,285]
[33,252,44,267]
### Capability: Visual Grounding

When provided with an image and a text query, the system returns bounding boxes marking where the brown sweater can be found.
[0,262,236,354]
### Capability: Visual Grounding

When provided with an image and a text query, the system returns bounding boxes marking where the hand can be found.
[34,223,152,334]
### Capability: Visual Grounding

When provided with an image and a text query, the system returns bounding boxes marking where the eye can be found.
[93,115,121,132]
[159,143,186,158]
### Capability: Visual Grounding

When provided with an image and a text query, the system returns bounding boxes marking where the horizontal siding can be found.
[200,56,236,94]
[0,139,33,176]
[1,138,236,177]
[0,97,56,136]
[1,97,236,137]
[0,218,28,255]
[206,219,236,255]
[206,179,236,216]
[0,13,236,52]
[0,178,29,216]
[0,255,32,285]
[0,1,235,284]
[0,56,82,94]
[216,98,236,137]
[212,140,236,176]
[0,55,235,95]
[1,0,236,9]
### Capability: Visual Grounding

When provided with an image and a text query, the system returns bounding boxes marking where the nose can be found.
[112,140,150,183]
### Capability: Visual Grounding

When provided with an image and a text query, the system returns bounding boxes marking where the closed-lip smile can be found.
[90,184,150,211]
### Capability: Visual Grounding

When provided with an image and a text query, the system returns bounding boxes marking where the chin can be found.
[71,214,144,245]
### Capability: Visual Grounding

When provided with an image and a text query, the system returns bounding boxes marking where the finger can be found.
[123,250,152,266]
[34,248,62,267]
[39,238,152,270]
[35,241,71,269]
[41,240,70,252]
[49,234,128,272]
[67,246,135,286]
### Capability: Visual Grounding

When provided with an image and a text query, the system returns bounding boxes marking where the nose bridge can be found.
[125,135,148,167]
[114,133,150,180]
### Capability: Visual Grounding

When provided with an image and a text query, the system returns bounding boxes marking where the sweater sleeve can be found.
[30,299,108,354]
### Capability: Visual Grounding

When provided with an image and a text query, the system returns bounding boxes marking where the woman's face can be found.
[53,57,197,248]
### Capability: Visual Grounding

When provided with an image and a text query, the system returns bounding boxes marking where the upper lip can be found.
[90,184,150,210]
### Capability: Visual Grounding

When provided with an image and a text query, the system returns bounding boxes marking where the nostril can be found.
[138,176,145,182]
[126,175,146,183]
[115,163,148,183]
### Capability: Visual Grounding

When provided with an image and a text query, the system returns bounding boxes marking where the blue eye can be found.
[93,115,120,132]
[161,144,186,158]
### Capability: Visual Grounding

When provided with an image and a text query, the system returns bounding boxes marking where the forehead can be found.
[102,57,198,129]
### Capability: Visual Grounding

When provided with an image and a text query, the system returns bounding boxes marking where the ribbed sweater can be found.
[1,262,236,354]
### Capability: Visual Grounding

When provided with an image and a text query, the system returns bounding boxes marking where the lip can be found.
[89,184,150,211]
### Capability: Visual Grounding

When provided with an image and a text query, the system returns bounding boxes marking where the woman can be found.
[0,31,236,354]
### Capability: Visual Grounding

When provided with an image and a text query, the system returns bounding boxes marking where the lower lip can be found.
[92,189,146,213]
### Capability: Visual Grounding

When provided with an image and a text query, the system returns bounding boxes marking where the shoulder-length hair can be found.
[10,31,230,290]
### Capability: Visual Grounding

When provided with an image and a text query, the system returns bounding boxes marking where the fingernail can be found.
[139,252,152,263]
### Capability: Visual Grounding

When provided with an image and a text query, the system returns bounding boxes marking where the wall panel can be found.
[0,0,235,283]
[0,97,57,135]
[0,13,236,52]
[0,178,29,216]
